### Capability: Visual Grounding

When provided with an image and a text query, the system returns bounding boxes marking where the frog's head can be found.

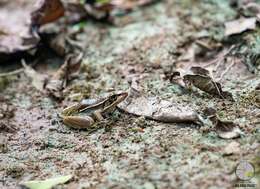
[103,92,128,112]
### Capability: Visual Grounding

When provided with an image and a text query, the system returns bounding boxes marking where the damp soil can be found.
[0,1,260,189]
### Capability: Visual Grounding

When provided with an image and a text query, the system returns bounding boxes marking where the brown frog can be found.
[60,92,128,129]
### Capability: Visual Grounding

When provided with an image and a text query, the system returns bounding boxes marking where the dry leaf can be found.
[0,0,64,62]
[0,0,39,60]
[31,0,65,27]
[203,108,243,139]
[45,53,83,98]
[118,87,202,124]
[190,66,210,76]
[240,2,260,17]
[183,67,233,99]
[225,17,256,36]
[22,53,82,98]
[21,175,72,189]
[215,119,243,139]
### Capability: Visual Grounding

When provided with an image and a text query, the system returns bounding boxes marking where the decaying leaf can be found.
[45,53,83,98]
[190,66,210,76]
[239,2,260,17]
[203,107,243,139]
[21,175,72,189]
[31,0,65,27]
[183,67,232,99]
[22,60,48,91]
[22,53,82,98]
[0,0,64,62]
[225,17,257,36]
[0,0,38,60]
[215,118,243,139]
[118,87,202,124]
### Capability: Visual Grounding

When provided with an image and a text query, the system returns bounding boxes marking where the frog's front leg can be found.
[63,116,95,129]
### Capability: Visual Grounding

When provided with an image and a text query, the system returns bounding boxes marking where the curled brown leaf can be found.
[45,53,83,98]
[118,86,203,124]
[31,0,65,27]
[183,67,233,99]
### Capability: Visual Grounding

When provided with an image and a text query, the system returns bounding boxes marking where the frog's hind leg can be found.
[93,110,104,121]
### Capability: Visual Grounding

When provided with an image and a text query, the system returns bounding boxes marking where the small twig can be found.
[204,57,219,67]
[213,45,235,72]
[218,59,236,81]
[21,59,39,69]
[0,68,24,77]
[208,69,225,99]
[0,58,39,77]
[204,45,235,69]
[21,59,27,67]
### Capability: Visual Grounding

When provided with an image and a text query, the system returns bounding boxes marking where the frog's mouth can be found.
[116,92,128,102]
[113,92,128,106]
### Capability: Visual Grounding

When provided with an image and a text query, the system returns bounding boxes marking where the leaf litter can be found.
[10,0,156,61]
[0,0,64,62]
[1,0,260,188]
[214,118,243,139]
[45,53,83,99]
[22,52,83,99]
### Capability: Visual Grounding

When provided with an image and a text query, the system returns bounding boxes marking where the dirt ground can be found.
[0,0,260,189]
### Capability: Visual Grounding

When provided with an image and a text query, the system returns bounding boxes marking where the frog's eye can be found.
[109,95,118,101]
